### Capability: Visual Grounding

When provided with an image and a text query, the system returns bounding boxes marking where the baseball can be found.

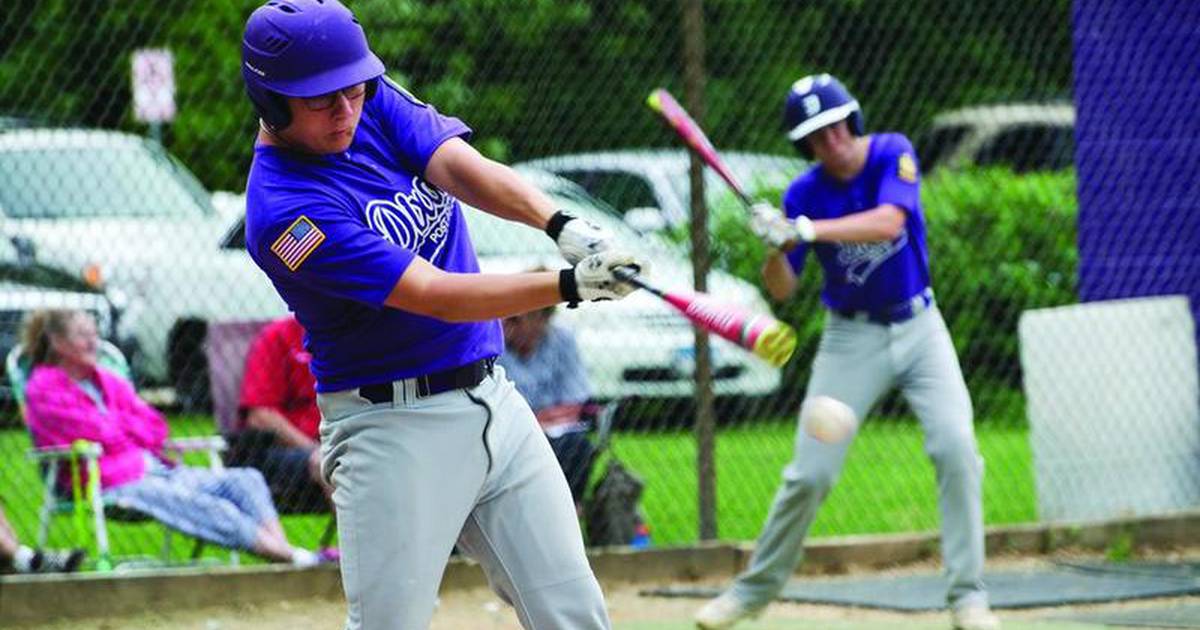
[801,395,858,443]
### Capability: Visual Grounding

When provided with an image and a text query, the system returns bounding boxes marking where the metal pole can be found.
[682,0,717,541]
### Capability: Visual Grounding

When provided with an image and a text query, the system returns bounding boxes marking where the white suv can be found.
[0,127,287,401]
[914,102,1075,173]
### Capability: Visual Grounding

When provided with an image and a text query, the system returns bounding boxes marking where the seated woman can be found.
[21,309,324,567]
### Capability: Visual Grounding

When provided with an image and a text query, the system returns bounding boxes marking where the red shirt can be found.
[239,317,321,440]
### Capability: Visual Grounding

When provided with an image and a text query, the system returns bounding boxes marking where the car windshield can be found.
[0,142,213,219]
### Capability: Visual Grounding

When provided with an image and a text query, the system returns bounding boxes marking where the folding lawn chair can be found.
[7,341,233,571]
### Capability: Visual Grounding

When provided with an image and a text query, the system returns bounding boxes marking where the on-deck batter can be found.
[695,74,999,630]
[240,2,649,628]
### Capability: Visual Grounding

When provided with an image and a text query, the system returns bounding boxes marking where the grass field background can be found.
[0,406,1036,566]
[604,416,1035,545]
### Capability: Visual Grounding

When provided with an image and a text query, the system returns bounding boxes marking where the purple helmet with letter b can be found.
[782,73,864,158]
[242,0,385,130]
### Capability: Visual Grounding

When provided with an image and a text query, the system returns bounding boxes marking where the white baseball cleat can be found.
[693,592,762,629]
[951,603,1001,630]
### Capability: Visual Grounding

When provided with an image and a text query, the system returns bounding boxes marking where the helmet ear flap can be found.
[247,85,292,131]
[847,110,865,137]
[792,138,814,160]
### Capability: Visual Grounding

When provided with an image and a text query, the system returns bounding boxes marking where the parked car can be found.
[516,150,807,234]
[0,237,121,417]
[219,168,783,401]
[914,101,1075,173]
[0,127,287,401]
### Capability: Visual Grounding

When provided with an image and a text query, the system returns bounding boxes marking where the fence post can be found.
[681,0,717,542]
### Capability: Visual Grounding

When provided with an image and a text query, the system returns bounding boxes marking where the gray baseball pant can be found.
[730,306,988,610]
[317,366,610,630]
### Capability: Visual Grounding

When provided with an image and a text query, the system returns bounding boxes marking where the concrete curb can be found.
[3,509,1198,626]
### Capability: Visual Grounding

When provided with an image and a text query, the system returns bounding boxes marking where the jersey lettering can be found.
[837,229,909,285]
[363,176,455,263]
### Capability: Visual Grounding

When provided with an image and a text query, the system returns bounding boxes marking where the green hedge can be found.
[698,167,1078,408]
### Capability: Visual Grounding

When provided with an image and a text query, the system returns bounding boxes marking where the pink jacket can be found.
[25,364,169,490]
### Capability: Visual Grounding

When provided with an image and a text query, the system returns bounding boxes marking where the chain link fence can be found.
[0,0,1196,569]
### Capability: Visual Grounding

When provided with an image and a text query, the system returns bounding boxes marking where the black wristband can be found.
[559,268,581,305]
[545,210,574,241]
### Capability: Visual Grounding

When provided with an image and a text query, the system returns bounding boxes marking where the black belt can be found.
[358,357,496,403]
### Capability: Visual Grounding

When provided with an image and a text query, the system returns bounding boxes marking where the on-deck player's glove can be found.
[749,202,815,249]
[559,249,650,303]
[546,210,614,264]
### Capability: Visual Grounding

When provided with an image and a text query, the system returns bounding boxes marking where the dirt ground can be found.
[27,549,1200,630]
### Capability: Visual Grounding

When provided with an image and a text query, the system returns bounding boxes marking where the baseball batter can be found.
[240,1,647,628]
[695,74,998,630]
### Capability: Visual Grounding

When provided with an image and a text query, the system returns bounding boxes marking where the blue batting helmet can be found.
[242,0,386,130]
[782,73,864,158]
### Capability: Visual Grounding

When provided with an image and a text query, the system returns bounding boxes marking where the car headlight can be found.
[81,262,105,289]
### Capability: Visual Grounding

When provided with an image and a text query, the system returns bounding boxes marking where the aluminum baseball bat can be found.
[646,88,755,210]
[614,267,797,367]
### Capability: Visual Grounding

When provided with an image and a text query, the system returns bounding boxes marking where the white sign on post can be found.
[132,48,176,124]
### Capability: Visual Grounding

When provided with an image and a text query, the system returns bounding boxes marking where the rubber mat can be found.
[1052,603,1200,628]
[1054,560,1200,581]
[644,568,1200,611]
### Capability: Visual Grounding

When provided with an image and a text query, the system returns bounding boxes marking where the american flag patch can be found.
[270,216,325,271]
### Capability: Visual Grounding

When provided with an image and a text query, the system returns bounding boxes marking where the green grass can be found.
[608,417,1036,545]
[0,411,1036,563]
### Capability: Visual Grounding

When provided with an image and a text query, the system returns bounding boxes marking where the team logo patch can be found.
[898,153,918,183]
[270,216,325,271]
[802,94,821,117]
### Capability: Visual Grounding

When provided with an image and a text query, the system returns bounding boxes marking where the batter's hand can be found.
[560,250,650,303]
[546,210,614,264]
[750,203,815,249]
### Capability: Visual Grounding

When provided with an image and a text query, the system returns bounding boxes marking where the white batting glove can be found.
[546,210,613,264]
[749,202,815,248]
[559,250,650,303]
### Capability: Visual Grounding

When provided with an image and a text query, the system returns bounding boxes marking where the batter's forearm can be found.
[812,204,906,242]
[386,262,565,322]
[426,138,556,230]
[762,252,797,301]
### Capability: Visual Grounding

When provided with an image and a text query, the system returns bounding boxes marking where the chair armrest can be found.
[164,436,228,453]
[164,435,228,470]
[27,440,103,461]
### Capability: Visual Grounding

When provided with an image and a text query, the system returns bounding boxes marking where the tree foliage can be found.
[0,0,1072,191]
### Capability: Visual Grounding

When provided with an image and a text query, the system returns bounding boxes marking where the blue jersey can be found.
[245,79,502,392]
[783,133,931,312]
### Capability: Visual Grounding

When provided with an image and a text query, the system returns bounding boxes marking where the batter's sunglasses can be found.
[301,83,367,111]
